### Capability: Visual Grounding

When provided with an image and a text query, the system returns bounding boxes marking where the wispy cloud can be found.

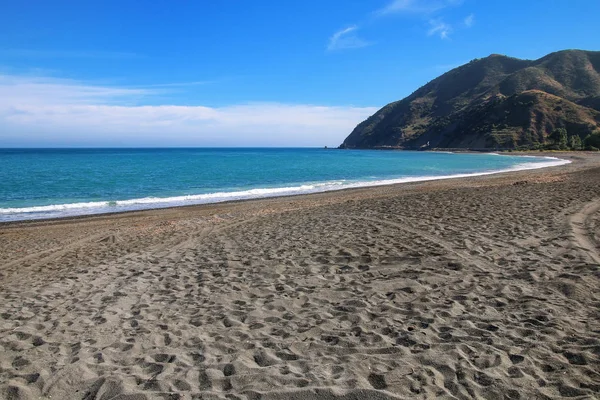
[0,49,141,59]
[133,81,213,88]
[464,13,475,27]
[428,19,452,39]
[376,0,443,15]
[0,73,377,147]
[0,74,149,105]
[375,0,463,16]
[327,26,372,51]
[332,0,468,46]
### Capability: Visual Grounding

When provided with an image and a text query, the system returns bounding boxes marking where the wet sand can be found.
[1,152,599,399]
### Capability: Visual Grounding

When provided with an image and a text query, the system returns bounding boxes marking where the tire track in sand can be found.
[335,214,499,274]
[568,198,600,264]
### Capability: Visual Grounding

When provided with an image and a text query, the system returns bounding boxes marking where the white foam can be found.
[0,156,571,222]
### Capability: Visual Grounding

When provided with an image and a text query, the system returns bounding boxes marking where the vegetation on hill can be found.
[340,50,600,150]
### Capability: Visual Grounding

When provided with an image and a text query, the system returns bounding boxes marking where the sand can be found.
[0,152,599,400]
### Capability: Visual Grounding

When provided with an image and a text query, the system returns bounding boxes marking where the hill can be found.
[340,50,600,150]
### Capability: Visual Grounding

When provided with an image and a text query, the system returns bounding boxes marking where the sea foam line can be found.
[0,156,571,220]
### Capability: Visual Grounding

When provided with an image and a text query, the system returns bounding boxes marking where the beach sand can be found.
[1,152,599,399]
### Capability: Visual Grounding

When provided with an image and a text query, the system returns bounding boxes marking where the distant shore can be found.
[1,152,599,399]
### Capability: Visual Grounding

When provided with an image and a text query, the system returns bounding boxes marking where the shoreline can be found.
[0,151,577,225]
[1,151,599,398]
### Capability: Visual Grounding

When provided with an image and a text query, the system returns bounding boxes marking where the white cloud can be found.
[0,49,140,59]
[464,13,475,27]
[327,26,372,51]
[375,0,463,16]
[0,75,149,105]
[357,0,467,41]
[0,74,377,147]
[376,0,416,15]
[428,19,452,39]
[135,81,213,88]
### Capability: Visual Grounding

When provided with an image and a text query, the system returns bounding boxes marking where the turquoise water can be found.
[0,148,568,222]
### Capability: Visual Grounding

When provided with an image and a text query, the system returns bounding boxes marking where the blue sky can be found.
[1,0,598,147]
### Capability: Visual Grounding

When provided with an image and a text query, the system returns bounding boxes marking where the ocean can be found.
[0,148,569,222]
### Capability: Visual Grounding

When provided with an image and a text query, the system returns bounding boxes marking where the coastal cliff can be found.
[341,50,600,150]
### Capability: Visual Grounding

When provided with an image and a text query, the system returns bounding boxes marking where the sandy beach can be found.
[1,152,599,400]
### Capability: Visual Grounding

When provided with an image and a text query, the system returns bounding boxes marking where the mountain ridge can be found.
[340,49,600,150]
